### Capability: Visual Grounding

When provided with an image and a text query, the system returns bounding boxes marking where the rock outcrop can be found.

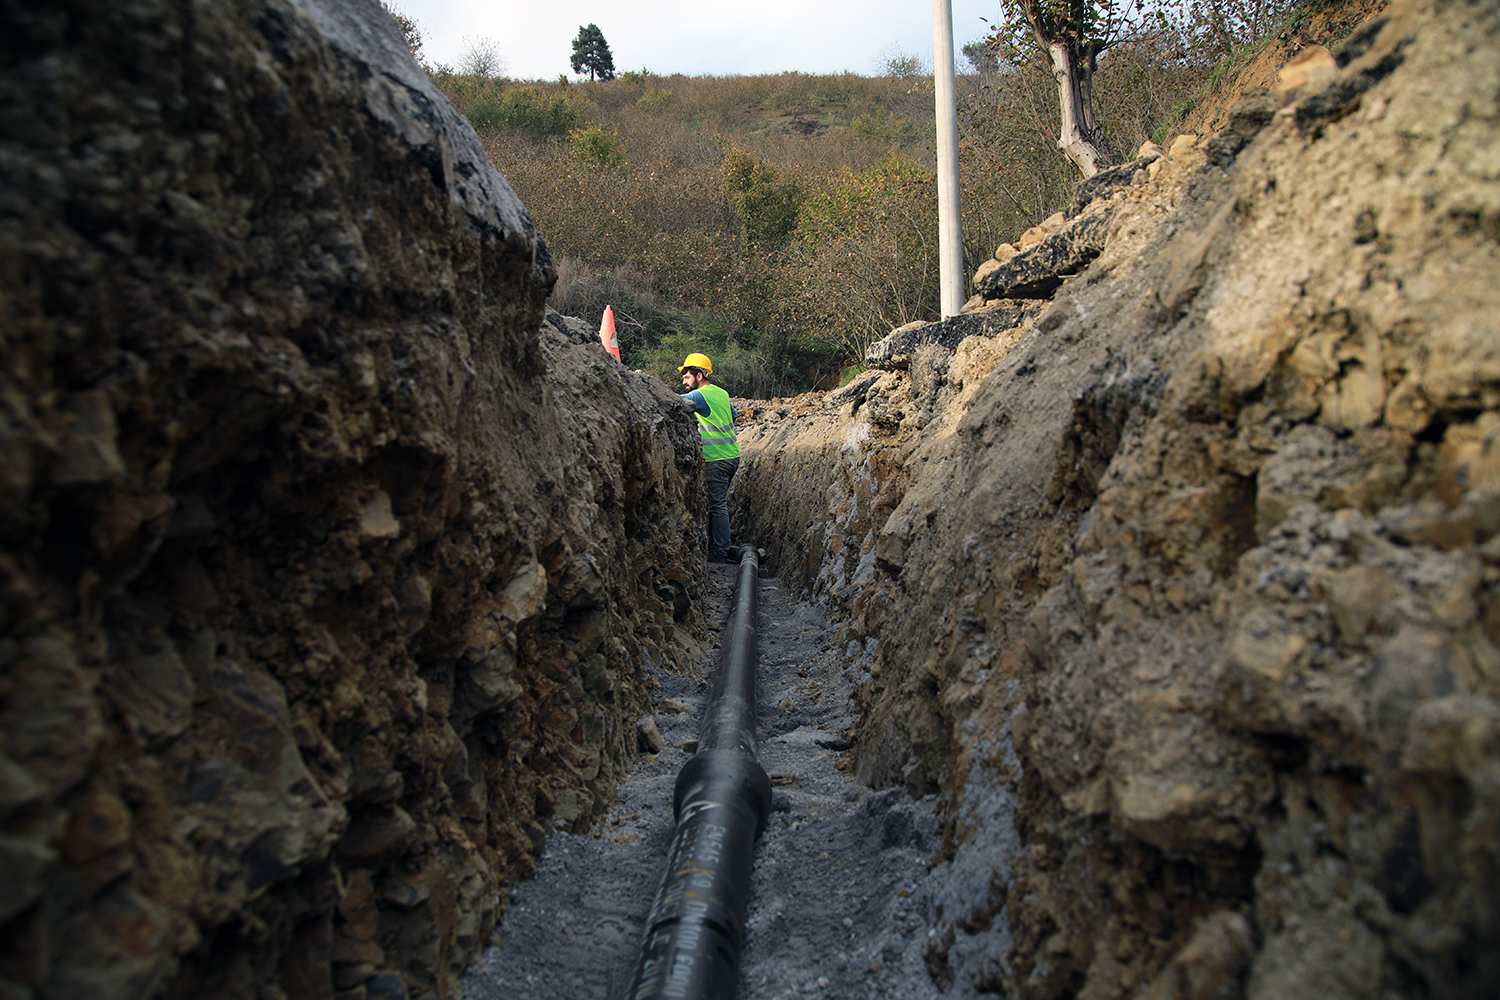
[866,306,1045,370]
[972,210,1115,301]
[735,1,1500,996]
[0,3,706,999]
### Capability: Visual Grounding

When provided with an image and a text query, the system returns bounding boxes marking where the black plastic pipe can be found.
[625,547,771,1000]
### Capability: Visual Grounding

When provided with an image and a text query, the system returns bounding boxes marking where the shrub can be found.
[1151,94,1199,144]
[1187,0,1304,57]
[879,47,929,80]
[380,1,423,62]
[720,148,804,248]
[1094,32,1210,158]
[786,154,941,360]
[850,107,919,145]
[638,327,806,400]
[548,256,681,353]
[569,125,627,169]
[638,88,673,111]
[466,86,581,138]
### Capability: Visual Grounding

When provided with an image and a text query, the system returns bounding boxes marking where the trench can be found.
[10,3,1498,1000]
[459,553,953,1000]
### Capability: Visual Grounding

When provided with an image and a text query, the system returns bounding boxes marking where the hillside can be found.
[423,0,1397,398]
[419,24,1200,394]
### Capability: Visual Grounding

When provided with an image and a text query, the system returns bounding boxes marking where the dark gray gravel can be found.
[459,561,954,1000]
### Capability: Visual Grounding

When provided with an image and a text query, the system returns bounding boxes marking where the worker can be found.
[677,353,740,563]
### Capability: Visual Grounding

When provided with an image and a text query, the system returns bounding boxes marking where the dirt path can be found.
[459,559,956,1000]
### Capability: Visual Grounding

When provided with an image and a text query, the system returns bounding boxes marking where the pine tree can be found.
[570,24,616,82]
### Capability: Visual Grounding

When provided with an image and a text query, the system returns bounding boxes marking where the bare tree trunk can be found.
[1045,39,1112,178]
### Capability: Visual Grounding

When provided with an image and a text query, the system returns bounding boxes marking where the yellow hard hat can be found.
[677,353,713,374]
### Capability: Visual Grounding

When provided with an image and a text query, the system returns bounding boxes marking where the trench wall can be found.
[0,3,708,998]
[733,2,1500,996]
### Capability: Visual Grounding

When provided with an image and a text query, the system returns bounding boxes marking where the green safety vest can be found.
[695,384,740,461]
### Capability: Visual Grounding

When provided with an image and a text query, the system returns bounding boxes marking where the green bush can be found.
[850,107,919,145]
[720,149,804,248]
[636,327,806,400]
[569,125,628,169]
[467,86,581,138]
[1150,94,1198,144]
[786,154,941,361]
[638,88,673,111]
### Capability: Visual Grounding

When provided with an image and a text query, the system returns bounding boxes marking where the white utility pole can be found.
[933,0,964,317]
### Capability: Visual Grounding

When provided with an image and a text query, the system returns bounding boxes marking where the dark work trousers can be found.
[704,456,739,560]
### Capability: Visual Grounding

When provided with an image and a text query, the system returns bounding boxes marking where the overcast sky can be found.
[387,0,1002,80]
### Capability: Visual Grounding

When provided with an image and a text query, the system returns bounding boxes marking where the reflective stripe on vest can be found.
[696,384,740,462]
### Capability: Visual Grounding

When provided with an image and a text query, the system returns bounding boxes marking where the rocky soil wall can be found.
[733,1,1500,996]
[0,3,707,999]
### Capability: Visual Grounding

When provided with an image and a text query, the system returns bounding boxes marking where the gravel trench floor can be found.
[460,559,952,1000]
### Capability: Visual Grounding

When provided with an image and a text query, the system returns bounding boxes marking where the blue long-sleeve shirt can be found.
[680,389,738,421]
